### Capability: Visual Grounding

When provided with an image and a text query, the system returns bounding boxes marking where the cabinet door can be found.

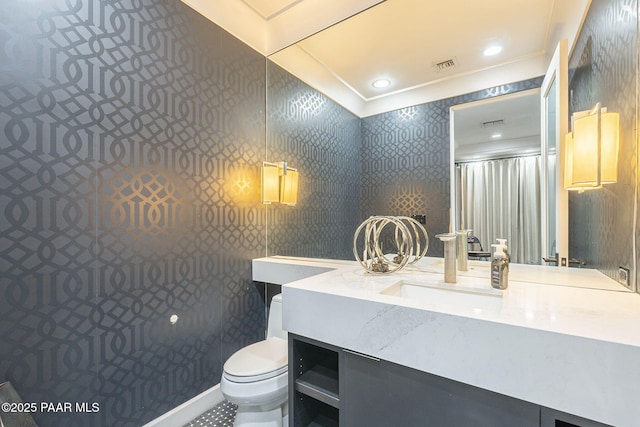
[342,350,539,427]
[540,407,612,427]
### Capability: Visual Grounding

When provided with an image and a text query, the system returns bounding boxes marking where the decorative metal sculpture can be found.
[353,216,429,274]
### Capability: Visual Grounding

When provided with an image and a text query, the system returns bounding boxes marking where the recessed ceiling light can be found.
[492,133,502,139]
[484,45,503,56]
[372,79,391,88]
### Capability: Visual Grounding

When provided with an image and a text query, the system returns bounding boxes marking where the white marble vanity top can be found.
[252,256,640,427]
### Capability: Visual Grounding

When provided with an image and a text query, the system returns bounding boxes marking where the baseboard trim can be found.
[143,384,224,427]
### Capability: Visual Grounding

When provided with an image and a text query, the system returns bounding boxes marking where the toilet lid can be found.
[223,337,288,383]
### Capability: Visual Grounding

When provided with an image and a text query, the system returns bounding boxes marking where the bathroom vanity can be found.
[252,256,640,427]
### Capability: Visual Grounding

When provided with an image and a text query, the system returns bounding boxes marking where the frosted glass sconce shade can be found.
[280,169,299,205]
[564,132,601,192]
[261,161,299,206]
[261,163,280,204]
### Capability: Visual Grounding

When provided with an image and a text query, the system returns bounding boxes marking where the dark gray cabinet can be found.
[540,407,612,427]
[342,348,539,427]
[289,334,611,427]
[289,334,342,426]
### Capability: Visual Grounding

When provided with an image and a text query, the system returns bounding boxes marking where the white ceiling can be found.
[182,0,591,117]
[453,89,541,162]
[241,0,301,20]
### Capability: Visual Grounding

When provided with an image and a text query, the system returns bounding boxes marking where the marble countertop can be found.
[252,256,640,427]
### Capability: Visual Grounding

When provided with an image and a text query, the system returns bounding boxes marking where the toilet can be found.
[220,294,288,427]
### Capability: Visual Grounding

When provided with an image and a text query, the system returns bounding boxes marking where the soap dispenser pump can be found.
[496,239,511,262]
[490,240,509,290]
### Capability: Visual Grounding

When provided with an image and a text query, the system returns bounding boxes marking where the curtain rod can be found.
[455,153,541,165]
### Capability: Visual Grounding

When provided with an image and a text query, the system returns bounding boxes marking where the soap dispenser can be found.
[490,240,509,290]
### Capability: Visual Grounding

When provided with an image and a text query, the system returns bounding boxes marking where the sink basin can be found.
[379,279,503,312]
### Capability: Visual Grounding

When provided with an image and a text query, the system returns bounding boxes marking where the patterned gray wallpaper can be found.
[360,78,544,257]
[1,2,637,427]
[1,1,266,426]
[266,61,361,260]
[567,0,638,288]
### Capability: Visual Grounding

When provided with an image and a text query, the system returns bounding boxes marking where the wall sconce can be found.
[564,132,601,192]
[564,103,619,192]
[261,161,299,206]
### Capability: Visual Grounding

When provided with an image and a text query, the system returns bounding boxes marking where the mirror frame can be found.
[540,39,569,265]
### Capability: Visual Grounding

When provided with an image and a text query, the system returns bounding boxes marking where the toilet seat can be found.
[223,337,287,383]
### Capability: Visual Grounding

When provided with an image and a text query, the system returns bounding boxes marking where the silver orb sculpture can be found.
[353,216,429,274]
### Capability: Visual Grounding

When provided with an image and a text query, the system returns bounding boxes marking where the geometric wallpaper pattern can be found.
[1,1,266,425]
[266,61,361,260]
[360,78,544,256]
[1,2,637,427]
[568,0,638,288]
[265,68,543,260]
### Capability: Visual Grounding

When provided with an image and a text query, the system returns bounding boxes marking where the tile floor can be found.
[183,400,237,427]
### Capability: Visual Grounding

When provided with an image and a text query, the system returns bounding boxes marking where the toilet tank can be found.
[266,294,287,340]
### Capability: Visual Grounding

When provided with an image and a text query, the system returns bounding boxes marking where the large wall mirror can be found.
[450,89,543,265]
[264,0,638,291]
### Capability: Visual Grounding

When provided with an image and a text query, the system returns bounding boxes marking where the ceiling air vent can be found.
[481,119,505,128]
[433,58,457,72]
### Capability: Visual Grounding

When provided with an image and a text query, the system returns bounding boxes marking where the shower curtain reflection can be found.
[457,156,542,264]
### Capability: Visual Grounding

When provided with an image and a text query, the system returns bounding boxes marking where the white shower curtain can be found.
[457,156,541,264]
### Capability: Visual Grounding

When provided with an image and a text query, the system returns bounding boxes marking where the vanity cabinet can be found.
[342,348,539,427]
[540,407,612,427]
[289,334,612,427]
[289,334,342,426]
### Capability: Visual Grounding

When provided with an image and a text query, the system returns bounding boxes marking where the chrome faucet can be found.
[436,232,457,283]
[456,229,471,271]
